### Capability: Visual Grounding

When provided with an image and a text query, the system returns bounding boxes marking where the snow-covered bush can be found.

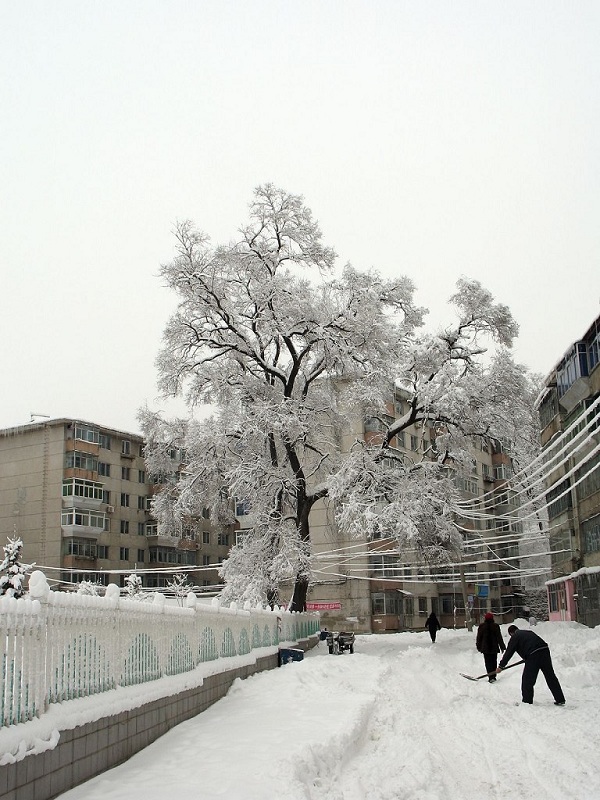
[0,536,32,599]
[124,573,150,602]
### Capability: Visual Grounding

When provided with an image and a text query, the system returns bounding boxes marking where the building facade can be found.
[306,392,526,633]
[0,419,230,592]
[538,315,600,628]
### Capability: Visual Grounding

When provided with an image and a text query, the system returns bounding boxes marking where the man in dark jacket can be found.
[497,625,566,705]
[476,612,505,682]
[424,612,441,642]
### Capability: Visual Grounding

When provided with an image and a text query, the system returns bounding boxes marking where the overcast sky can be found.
[1,1,599,435]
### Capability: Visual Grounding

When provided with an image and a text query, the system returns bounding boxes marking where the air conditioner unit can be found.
[106,505,115,513]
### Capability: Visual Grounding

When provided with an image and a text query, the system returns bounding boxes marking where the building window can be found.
[202,506,211,519]
[102,490,111,504]
[138,470,146,483]
[120,520,129,534]
[410,435,418,451]
[576,454,600,501]
[149,547,189,564]
[98,462,111,477]
[371,592,401,615]
[74,424,99,444]
[439,595,454,615]
[97,545,109,559]
[418,597,427,613]
[122,440,131,456]
[64,538,96,559]
[138,522,145,536]
[138,444,144,457]
[137,549,145,562]
[146,522,158,536]
[138,495,146,510]
[202,532,210,544]
[557,342,588,397]
[364,417,384,433]
[63,571,108,587]
[62,479,104,500]
[217,532,230,546]
[121,467,130,481]
[65,451,99,472]
[98,433,111,449]
[202,555,211,566]
[493,464,511,481]
[456,476,479,495]
[370,554,400,578]
[546,480,572,519]
[120,493,129,507]
[120,547,129,561]
[235,499,250,516]
[583,515,600,554]
[61,509,107,529]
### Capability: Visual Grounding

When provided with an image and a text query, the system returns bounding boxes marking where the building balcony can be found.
[62,496,103,511]
[64,467,99,482]
[62,526,103,539]
[145,534,180,547]
[63,555,97,569]
[66,440,99,455]
[559,376,591,414]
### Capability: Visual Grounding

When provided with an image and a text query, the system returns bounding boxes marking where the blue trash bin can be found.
[279,648,304,666]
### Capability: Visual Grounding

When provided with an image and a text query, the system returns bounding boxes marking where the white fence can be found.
[0,571,319,728]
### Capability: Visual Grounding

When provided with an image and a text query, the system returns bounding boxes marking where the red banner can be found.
[306,602,342,610]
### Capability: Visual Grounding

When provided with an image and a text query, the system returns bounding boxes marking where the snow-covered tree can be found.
[141,184,531,611]
[0,536,32,599]
[124,573,149,601]
[166,572,191,605]
[77,579,101,596]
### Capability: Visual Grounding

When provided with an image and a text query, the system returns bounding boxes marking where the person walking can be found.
[476,612,506,682]
[496,625,566,705]
[424,611,441,643]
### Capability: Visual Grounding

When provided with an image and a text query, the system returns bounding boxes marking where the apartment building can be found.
[0,418,230,592]
[307,392,524,633]
[538,315,600,628]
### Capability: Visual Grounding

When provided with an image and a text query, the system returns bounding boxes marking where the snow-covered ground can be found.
[58,620,600,800]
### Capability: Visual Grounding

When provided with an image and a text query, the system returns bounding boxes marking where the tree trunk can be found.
[459,564,474,632]
[288,501,312,612]
[289,575,309,612]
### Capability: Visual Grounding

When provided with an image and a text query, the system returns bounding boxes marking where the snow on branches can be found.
[0,537,33,599]
[142,185,534,609]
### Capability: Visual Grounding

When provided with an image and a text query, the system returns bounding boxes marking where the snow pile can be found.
[0,649,279,765]
[56,621,600,800]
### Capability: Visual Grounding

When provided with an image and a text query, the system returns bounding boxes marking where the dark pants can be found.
[428,629,437,642]
[521,648,565,704]
[483,652,499,681]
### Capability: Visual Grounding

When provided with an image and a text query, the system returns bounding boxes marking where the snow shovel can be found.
[460,659,525,681]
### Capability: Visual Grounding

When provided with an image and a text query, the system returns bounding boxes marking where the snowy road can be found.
[59,622,600,800]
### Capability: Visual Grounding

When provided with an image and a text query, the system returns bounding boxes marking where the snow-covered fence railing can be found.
[0,571,320,729]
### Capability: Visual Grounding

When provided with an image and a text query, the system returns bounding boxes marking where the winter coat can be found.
[424,613,441,632]
[498,629,549,670]
[476,619,506,655]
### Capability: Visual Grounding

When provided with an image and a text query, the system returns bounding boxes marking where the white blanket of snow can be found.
[58,621,600,800]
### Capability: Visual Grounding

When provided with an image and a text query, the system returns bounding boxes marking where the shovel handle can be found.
[482,658,525,679]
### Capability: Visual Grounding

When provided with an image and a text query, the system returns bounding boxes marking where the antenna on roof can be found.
[30,413,50,422]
